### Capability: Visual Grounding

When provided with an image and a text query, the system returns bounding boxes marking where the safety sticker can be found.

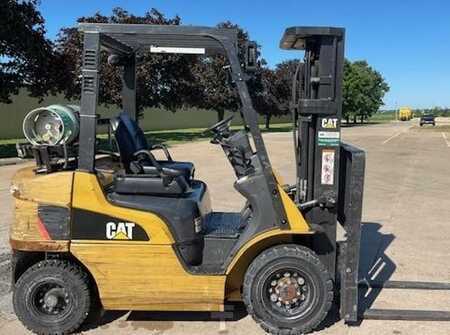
[318,131,340,146]
[321,149,335,185]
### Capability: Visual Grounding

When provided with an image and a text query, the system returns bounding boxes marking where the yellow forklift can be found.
[398,106,413,121]
[10,24,450,335]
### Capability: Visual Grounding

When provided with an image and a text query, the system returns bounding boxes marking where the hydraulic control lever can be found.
[298,192,336,210]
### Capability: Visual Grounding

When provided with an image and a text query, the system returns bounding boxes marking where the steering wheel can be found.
[206,115,234,133]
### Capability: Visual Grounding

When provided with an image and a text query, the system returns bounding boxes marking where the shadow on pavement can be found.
[341,122,386,128]
[357,222,396,320]
[127,302,247,322]
[82,303,248,333]
[317,221,396,331]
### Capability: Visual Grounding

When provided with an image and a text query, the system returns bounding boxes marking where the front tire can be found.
[243,245,333,334]
[13,259,91,335]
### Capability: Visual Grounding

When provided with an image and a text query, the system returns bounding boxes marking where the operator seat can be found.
[113,112,194,181]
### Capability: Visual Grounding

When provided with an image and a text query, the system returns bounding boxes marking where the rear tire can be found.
[243,244,333,335]
[13,259,91,335]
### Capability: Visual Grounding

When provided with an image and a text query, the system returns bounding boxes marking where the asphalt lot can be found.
[1,119,450,334]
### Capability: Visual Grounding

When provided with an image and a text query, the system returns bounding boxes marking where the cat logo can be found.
[321,118,338,129]
[106,222,135,240]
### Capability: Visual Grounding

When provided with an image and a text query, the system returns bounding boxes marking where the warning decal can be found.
[318,131,340,146]
[321,149,335,185]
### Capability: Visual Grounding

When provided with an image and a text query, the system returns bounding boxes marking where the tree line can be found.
[1,1,390,127]
[414,107,450,116]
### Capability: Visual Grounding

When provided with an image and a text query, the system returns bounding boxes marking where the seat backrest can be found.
[114,112,149,171]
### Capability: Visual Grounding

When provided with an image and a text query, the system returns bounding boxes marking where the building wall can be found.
[0,91,291,139]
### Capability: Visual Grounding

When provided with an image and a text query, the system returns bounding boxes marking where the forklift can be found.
[9,23,450,335]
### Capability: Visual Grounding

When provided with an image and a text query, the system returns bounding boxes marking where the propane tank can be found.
[22,104,80,146]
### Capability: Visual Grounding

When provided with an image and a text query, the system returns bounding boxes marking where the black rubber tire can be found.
[13,259,91,335]
[243,244,333,335]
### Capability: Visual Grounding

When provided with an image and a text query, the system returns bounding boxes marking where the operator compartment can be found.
[106,114,255,271]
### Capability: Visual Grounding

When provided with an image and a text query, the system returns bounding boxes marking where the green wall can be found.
[0,91,291,139]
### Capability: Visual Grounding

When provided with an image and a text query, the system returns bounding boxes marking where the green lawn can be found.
[0,123,293,159]
[368,111,396,123]
[148,123,292,145]
[340,113,396,127]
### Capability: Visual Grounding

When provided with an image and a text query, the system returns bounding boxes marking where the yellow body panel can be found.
[10,167,73,251]
[11,166,73,207]
[71,243,226,311]
[272,168,311,231]
[278,185,311,232]
[9,199,68,251]
[11,198,39,242]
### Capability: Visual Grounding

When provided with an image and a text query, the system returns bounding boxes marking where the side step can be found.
[358,280,450,322]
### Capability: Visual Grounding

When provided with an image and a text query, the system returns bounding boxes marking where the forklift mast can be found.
[281,27,365,322]
[281,27,346,280]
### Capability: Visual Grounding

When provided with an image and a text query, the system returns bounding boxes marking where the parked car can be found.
[420,114,436,126]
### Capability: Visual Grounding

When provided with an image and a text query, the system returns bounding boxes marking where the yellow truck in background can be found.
[399,107,413,121]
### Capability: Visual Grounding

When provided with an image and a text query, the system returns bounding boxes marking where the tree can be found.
[56,12,261,122]
[342,60,389,123]
[56,8,201,114]
[192,21,253,121]
[0,0,63,103]
[254,60,299,128]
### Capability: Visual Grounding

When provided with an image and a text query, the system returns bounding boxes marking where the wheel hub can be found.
[44,294,58,309]
[277,277,299,302]
[35,285,70,315]
[268,271,308,310]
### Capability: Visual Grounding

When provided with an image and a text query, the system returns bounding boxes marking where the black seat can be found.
[114,112,194,180]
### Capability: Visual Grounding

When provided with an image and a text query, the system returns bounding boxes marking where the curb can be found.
[0,158,29,167]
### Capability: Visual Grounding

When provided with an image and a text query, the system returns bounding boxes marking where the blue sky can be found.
[38,0,450,109]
